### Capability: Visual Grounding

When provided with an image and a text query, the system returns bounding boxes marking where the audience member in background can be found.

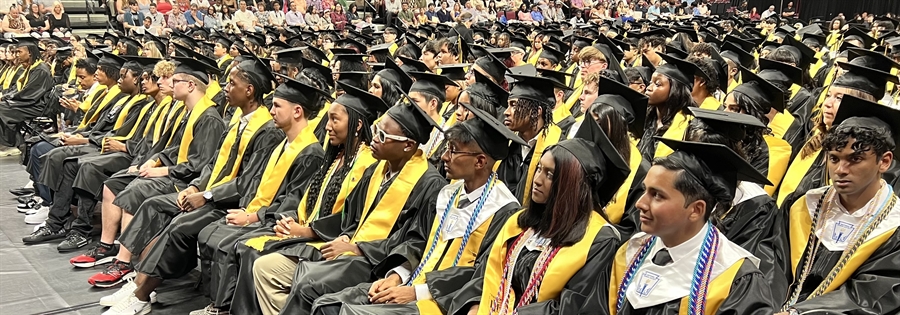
[185,3,206,29]
[330,4,347,30]
[156,0,173,13]
[398,1,413,26]
[203,6,221,30]
[286,1,307,27]
[254,3,270,28]
[346,3,361,24]
[220,5,235,29]
[437,1,451,22]
[123,0,146,32]
[385,0,400,26]
[166,4,189,32]
[192,0,211,10]
[145,3,165,29]
[305,5,330,31]
[25,3,49,37]
[269,1,285,28]
[234,0,260,32]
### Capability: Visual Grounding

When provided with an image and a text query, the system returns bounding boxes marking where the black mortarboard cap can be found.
[832,95,900,154]
[843,27,876,48]
[122,55,160,73]
[720,42,754,68]
[538,46,566,65]
[688,107,766,143]
[464,70,509,112]
[780,35,816,69]
[508,73,558,107]
[335,82,389,122]
[833,49,900,99]
[397,56,430,72]
[237,55,277,94]
[273,47,305,65]
[563,117,631,206]
[409,71,456,100]
[656,54,696,88]
[274,74,334,108]
[535,68,572,90]
[172,56,219,84]
[759,58,802,87]
[594,76,648,138]
[98,51,126,68]
[437,63,468,82]
[300,57,333,87]
[457,105,526,160]
[377,58,412,92]
[724,34,758,53]
[337,37,368,53]
[385,95,441,144]
[474,55,508,83]
[735,66,787,112]
[658,138,772,192]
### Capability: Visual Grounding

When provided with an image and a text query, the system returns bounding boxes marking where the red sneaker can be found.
[70,243,119,268]
[88,259,135,288]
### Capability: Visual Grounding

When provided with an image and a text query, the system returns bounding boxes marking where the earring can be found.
[403,148,410,152]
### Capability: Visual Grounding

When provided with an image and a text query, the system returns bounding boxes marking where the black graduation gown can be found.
[111,106,225,214]
[226,164,446,315]
[496,143,526,198]
[613,158,652,240]
[0,63,52,146]
[776,152,826,213]
[306,205,520,315]
[444,224,621,315]
[196,146,327,308]
[715,191,781,294]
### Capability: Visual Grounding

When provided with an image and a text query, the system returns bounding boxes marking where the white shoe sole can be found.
[24,215,48,225]
[72,256,116,268]
[92,271,137,288]
[98,291,158,307]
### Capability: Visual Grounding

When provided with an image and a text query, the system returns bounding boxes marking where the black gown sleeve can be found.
[712,260,778,315]
[790,230,900,315]
[167,110,227,182]
[4,64,52,108]
[257,146,326,223]
[616,158,651,239]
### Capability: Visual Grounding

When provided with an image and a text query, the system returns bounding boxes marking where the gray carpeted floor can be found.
[0,155,210,314]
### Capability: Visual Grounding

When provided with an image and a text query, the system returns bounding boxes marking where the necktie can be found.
[652,248,673,266]
[456,196,473,209]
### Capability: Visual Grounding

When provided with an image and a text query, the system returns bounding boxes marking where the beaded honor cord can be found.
[405,173,499,285]
[615,222,720,315]
[489,228,562,315]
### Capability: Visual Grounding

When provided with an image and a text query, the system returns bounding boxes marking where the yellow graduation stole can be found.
[160,101,186,147]
[243,130,322,214]
[699,96,720,110]
[519,125,563,206]
[551,103,571,126]
[787,195,897,294]
[654,113,692,158]
[763,134,792,196]
[349,150,430,244]
[726,78,741,93]
[480,210,605,315]
[563,85,583,114]
[606,144,643,224]
[177,96,218,163]
[608,244,749,315]
[769,111,795,140]
[0,66,9,85]
[527,48,542,65]
[776,137,822,207]
[16,60,43,90]
[100,94,154,153]
[146,96,173,141]
[217,55,233,69]
[112,94,150,129]
[1,65,21,90]
[81,85,123,129]
[826,30,841,51]
[243,144,377,252]
[388,42,399,56]
[809,51,826,78]
[205,80,222,101]
[205,109,274,190]
[76,86,109,129]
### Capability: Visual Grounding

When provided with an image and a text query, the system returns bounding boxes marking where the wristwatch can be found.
[203,191,214,202]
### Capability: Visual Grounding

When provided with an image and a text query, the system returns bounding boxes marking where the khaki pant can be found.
[253,253,299,315]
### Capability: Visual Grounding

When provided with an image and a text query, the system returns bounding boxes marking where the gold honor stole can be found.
[809,51,827,78]
[608,245,749,315]
[654,113,692,158]
[66,60,78,85]
[562,84,583,115]
[606,144,643,224]
[415,210,497,314]
[244,130,321,213]
[112,94,150,129]
[388,43,398,56]
[763,134,792,196]
[160,101,186,147]
[726,79,741,94]
[788,195,897,293]
[16,60,43,90]
[205,109,274,190]
[147,96,173,142]
[1,66,21,90]
[776,139,821,207]
[205,80,223,101]
[77,86,109,129]
[769,111,795,140]
[82,85,123,128]
[520,125,563,206]
[699,96,720,110]
[527,48,542,66]
[177,97,218,163]
[244,145,377,252]
[552,105,572,126]
[217,55,233,69]
[479,210,606,315]
[349,150,430,244]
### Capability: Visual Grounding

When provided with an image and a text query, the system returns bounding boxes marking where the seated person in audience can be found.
[775,97,900,315]
[0,37,52,155]
[23,55,154,251]
[82,57,226,288]
[205,90,448,315]
[301,106,524,315]
[607,139,776,315]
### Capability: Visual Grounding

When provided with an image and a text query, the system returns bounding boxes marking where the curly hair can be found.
[299,67,331,93]
[823,122,896,157]
[687,55,719,94]
[512,98,552,135]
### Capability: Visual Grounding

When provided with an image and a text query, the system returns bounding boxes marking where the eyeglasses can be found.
[372,125,410,143]
[579,59,607,67]
[444,143,482,157]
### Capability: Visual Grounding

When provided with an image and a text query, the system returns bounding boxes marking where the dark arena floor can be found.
[0,156,208,314]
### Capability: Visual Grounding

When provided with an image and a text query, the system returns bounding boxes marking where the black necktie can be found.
[652,248,673,266]
[457,196,475,209]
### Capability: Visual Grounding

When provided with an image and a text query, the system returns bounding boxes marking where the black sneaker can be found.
[57,233,90,252]
[70,243,119,267]
[17,198,39,213]
[22,225,66,244]
[16,194,34,204]
[9,187,34,196]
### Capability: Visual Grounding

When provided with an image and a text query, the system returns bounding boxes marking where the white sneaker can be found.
[100,280,157,307]
[32,221,46,233]
[0,147,20,157]
[24,207,50,224]
[26,205,47,216]
[101,294,151,315]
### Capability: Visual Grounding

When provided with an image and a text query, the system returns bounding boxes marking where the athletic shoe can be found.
[0,147,21,157]
[71,243,119,268]
[16,194,34,204]
[24,207,50,224]
[32,221,46,233]
[88,259,135,288]
[189,304,231,315]
[25,205,46,215]
[17,198,40,214]
[22,225,65,244]
[57,233,90,252]
[9,187,34,196]
[101,294,150,315]
[99,279,157,307]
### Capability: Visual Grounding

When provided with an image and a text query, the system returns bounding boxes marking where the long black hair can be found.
[374,69,404,106]
[302,105,374,217]
[590,103,632,162]
[729,90,772,166]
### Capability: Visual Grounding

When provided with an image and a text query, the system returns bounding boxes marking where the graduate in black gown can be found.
[222,91,446,315]
[637,54,697,160]
[293,106,525,315]
[607,139,776,315]
[23,55,153,252]
[85,56,227,288]
[444,118,630,315]
[775,97,900,315]
[0,37,53,150]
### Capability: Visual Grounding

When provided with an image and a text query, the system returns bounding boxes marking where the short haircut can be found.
[652,156,721,220]
[639,35,666,50]
[688,56,719,93]
[624,67,644,84]
[75,58,97,74]
[576,46,607,63]
[690,42,718,57]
